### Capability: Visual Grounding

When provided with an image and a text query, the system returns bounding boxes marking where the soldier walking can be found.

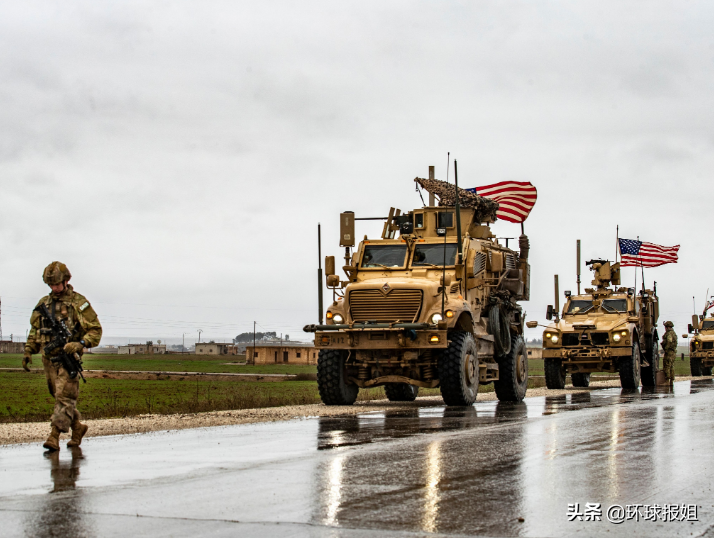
[661,321,678,385]
[22,262,102,451]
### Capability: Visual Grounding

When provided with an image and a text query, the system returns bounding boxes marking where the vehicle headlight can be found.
[613,333,621,343]
[431,313,443,324]
[550,335,559,344]
[332,314,344,324]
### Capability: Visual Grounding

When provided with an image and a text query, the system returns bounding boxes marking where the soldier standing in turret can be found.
[661,321,678,385]
[22,262,102,451]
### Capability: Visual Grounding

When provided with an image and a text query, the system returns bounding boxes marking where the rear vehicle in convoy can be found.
[687,312,714,376]
[528,258,660,389]
[304,170,533,406]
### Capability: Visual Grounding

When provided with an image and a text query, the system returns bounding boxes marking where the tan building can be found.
[195,342,238,355]
[118,342,167,355]
[527,347,542,359]
[248,343,317,365]
[0,341,24,353]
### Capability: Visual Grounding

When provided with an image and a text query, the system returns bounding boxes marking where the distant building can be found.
[0,341,25,353]
[118,342,167,355]
[89,346,119,354]
[526,347,542,359]
[195,342,238,355]
[247,342,317,365]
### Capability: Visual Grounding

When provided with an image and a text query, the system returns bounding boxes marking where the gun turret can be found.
[586,260,621,290]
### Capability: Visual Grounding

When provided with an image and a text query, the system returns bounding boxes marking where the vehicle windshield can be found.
[566,300,594,314]
[361,245,408,268]
[702,320,714,330]
[411,244,458,267]
[602,299,628,312]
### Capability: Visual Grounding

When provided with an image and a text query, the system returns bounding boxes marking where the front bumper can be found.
[543,346,632,361]
[691,351,714,364]
[312,327,448,350]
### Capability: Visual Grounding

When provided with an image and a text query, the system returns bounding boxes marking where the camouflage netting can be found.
[414,177,499,222]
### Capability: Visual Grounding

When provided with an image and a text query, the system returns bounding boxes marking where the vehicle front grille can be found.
[349,289,423,323]
[590,333,609,346]
[704,342,714,350]
[562,333,580,346]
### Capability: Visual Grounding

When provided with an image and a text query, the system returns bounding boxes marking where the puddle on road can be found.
[317,379,714,450]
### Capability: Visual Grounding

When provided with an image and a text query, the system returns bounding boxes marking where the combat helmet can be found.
[664,321,674,328]
[42,262,72,285]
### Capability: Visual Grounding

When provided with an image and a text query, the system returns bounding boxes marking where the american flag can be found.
[467,181,537,223]
[618,238,679,267]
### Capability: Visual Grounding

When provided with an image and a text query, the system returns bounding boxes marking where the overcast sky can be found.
[1,1,713,345]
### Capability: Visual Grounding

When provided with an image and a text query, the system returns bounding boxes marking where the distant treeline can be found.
[234,331,277,343]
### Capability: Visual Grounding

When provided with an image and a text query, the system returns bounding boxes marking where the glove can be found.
[22,353,32,372]
[64,342,84,354]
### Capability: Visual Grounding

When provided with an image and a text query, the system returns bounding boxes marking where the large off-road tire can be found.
[544,358,566,389]
[438,331,479,406]
[690,356,702,376]
[619,342,641,389]
[703,366,713,376]
[571,372,591,387]
[384,383,419,402]
[641,333,660,387]
[494,335,528,402]
[317,349,359,405]
[488,305,511,356]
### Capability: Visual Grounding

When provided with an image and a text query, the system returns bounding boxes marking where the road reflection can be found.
[26,447,87,537]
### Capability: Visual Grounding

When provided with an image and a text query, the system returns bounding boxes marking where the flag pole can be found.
[616,225,619,263]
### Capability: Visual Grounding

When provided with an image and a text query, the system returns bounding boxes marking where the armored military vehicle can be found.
[687,311,714,376]
[528,258,660,389]
[304,168,532,406]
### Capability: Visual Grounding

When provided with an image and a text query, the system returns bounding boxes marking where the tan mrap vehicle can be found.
[687,313,714,376]
[527,259,660,389]
[304,173,532,406]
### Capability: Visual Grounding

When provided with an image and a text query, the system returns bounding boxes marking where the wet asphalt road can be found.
[2,381,714,537]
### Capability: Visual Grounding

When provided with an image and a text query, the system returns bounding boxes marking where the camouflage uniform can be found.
[24,263,102,442]
[661,322,678,383]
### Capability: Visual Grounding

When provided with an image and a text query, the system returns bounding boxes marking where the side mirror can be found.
[440,273,452,287]
[546,305,554,321]
[564,290,571,298]
[325,256,335,276]
[688,324,694,334]
[692,315,700,330]
[326,274,340,287]
[526,321,538,329]
[682,334,689,339]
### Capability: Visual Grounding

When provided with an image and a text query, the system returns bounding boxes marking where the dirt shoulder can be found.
[2,377,707,446]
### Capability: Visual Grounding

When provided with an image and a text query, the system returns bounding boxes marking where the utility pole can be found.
[253,321,256,365]
[0,296,3,342]
[198,329,203,343]
[182,333,186,353]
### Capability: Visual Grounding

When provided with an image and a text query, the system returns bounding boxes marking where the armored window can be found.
[701,320,714,330]
[437,212,453,228]
[602,299,628,312]
[565,300,594,314]
[414,213,424,229]
[412,244,457,267]
[361,245,408,268]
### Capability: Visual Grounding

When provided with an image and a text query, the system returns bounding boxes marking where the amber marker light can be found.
[430,335,440,343]
[326,312,333,319]
[445,310,455,318]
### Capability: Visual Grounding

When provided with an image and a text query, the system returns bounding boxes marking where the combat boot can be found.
[43,426,61,451]
[67,422,89,448]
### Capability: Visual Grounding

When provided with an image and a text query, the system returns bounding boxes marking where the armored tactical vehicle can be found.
[687,311,714,376]
[528,258,660,389]
[304,168,532,406]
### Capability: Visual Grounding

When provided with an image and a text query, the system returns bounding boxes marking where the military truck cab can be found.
[535,260,660,389]
[688,314,714,376]
[305,174,532,406]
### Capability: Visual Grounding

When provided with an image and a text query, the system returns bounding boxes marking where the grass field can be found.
[0,353,317,375]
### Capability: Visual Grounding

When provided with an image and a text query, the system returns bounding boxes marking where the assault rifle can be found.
[34,303,86,383]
